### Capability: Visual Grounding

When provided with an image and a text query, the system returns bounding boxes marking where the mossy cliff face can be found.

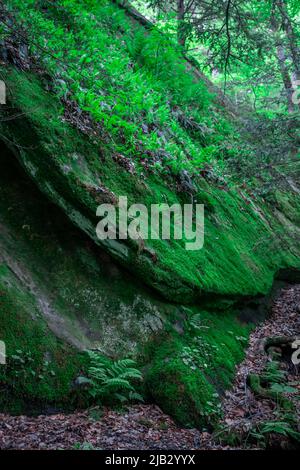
[0,0,299,426]
[0,146,169,411]
[0,143,251,423]
[1,66,299,304]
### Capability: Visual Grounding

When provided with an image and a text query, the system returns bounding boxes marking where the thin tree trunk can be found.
[271,0,295,113]
[177,0,186,48]
[276,43,295,112]
[278,0,300,81]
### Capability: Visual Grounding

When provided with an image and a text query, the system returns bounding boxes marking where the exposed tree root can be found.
[247,373,293,410]
[262,336,296,354]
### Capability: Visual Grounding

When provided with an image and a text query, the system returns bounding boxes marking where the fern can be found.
[262,361,286,384]
[86,351,144,405]
[260,421,300,442]
[189,313,210,331]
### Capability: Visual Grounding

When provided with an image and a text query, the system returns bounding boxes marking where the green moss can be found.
[0,264,88,413]
[0,143,167,413]
[0,144,168,359]
[0,0,299,426]
[145,308,252,428]
[1,66,299,305]
[0,0,297,304]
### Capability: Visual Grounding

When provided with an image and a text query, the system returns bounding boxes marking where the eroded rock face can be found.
[1,66,299,305]
[0,0,299,426]
[0,144,174,414]
[0,145,167,355]
[0,141,257,424]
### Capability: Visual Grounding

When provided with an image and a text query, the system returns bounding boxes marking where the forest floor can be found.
[0,285,299,450]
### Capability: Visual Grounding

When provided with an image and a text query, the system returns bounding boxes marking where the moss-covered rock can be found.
[145,308,251,427]
[1,66,299,304]
[0,0,299,426]
[0,145,168,412]
[0,262,88,413]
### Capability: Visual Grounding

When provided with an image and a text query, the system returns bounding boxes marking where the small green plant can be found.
[6,349,56,385]
[251,421,300,444]
[73,442,99,450]
[86,351,144,405]
[88,406,104,421]
[262,361,286,384]
[269,383,298,394]
[189,313,210,332]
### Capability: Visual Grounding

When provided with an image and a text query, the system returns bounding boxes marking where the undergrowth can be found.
[3,0,239,175]
[85,351,144,405]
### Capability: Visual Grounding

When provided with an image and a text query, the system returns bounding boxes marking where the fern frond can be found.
[86,350,143,405]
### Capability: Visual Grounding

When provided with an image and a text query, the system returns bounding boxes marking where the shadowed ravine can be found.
[0,284,299,450]
[0,0,299,445]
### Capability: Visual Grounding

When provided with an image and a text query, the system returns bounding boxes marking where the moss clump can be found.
[0,264,89,414]
[145,308,252,428]
[145,340,217,428]
[0,0,299,304]
[1,66,299,305]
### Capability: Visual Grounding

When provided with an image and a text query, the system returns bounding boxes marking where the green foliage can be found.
[145,308,252,428]
[86,351,144,405]
[260,421,300,440]
[251,420,300,445]
[0,267,89,413]
[261,362,298,394]
[4,0,222,175]
[270,383,298,394]
[73,441,100,450]
[140,0,300,115]
[7,350,57,382]
[188,313,210,332]
[262,361,286,384]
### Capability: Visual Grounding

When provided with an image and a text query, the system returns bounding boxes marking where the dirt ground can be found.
[0,285,299,450]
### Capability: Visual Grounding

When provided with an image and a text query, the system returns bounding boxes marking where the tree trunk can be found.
[278,0,300,81]
[276,43,295,112]
[271,1,295,113]
[177,0,186,48]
